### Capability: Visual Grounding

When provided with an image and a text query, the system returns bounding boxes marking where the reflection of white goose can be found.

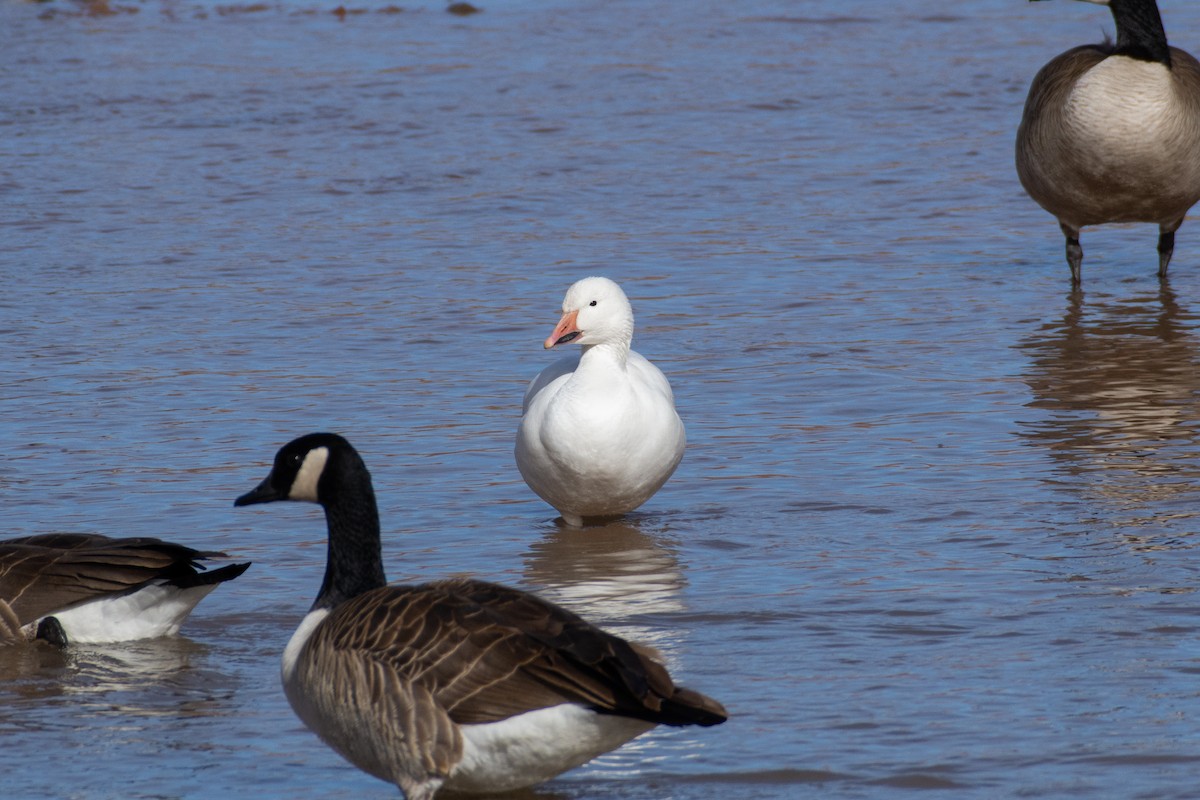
[524,521,685,657]
[516,278,685,527]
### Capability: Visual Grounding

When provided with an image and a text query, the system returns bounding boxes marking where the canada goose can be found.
[235,433,725,800]
[1015,0,1200,283]
[515,277,686,527]
[0,534,249,646]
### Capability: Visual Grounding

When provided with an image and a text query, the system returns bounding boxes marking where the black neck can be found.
[313,464,387,610]
[1110,0,1171,66]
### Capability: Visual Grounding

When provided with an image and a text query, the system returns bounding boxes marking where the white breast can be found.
[516,348,685,523]
[282,608,329,685]
[448,704,655,793]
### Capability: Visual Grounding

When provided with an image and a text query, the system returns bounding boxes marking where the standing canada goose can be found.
[515,277,686,527]
[235,433,725,800]
[1015,0,1200,284]
[0,534,249,646]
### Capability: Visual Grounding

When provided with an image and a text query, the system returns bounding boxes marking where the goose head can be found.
[235,432,360,507]
[543,276,636,351]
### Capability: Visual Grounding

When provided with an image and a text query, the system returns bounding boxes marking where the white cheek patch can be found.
[289,447,329,502]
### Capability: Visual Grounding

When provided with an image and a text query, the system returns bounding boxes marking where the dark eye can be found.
[589,300,597,307]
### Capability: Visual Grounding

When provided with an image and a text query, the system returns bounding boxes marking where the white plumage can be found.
[515,277,685,527]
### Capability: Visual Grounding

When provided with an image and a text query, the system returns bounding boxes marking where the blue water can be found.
[4,1,1200,798]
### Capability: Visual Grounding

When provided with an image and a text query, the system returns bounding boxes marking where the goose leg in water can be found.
[1158,222,1181,279]
[1060,221,1083,285]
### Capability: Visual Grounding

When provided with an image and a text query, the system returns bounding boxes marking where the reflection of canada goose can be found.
[0,534,248,647]
[1016,0,1200,283]
[1019,284,1200,515]
[516,277,685,527]
[235,433,725,800]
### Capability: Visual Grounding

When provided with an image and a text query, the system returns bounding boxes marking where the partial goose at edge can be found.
[0,534,250,647]
[1016,0,1200,284]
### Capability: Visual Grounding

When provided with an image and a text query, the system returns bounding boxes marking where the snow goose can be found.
[235,432,725,800]
[515,277,685,527]
[1016,0,1200,283]
[0,534,249,646]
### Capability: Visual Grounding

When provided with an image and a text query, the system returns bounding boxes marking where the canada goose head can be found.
[234,432,362,507]
[236,433,385,610]
[544,276,636,351]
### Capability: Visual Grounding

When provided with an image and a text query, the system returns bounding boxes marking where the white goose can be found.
[235,433,725,800]
[0,534,249,646]
[515,277,686,527]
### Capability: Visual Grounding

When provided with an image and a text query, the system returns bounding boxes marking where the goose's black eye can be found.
[589,300,597,307]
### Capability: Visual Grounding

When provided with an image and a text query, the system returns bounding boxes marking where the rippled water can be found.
[5,1,1200,798]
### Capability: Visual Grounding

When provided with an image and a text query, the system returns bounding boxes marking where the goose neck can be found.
[1110,0,1171,66]
[314,480,387,610]
[579,339,630,371]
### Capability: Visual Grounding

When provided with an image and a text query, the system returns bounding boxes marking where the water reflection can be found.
[0,640,71,695]
[523,520,686,658]
[0,636,233,722]
[1018,281,1200,532]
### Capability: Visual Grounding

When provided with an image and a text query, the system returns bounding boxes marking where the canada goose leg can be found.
[1060,221,1082,285]
[1157,220,1182,279]
[35,616,69,648]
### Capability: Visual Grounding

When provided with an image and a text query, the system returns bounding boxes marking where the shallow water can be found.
[5,0,1200,798]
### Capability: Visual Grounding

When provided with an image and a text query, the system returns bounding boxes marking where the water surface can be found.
[4,1,1200,798]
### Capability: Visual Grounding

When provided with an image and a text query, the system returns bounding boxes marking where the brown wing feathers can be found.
[317,579,727,729]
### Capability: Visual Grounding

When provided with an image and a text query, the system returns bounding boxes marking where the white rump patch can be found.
[449,704,654,793]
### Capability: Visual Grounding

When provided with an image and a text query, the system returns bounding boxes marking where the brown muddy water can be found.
[4,1,1200,798]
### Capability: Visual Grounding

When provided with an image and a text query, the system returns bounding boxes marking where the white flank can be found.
[448,704,655,794]
[47,581,220,644]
